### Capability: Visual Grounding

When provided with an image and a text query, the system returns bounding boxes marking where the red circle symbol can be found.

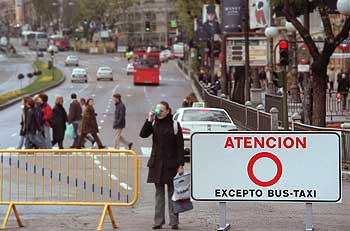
[247,152,283,187]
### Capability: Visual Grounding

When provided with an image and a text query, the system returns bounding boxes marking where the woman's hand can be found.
[177,166,184,175]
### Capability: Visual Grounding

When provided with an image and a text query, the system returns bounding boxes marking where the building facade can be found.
[115,0,178,48]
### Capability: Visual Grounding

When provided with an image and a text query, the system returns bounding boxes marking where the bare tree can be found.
[282,0,350,126]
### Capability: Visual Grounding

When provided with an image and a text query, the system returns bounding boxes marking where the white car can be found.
[71,68,88,83]
[160,49,172,63]
[97,66,113,81]
[126,63,134,75]
[173,107,237,159]
[47,44,58,53]
[65,55,79,66]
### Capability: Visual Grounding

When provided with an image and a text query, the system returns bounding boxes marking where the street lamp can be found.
[337,0,350,16]
[264,26,278,94]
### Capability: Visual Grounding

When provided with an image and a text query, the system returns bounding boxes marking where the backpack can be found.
[153,120,178,135]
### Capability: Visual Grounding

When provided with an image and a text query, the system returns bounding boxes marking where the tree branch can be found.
[283,0,320,59]
[318,0,334,43]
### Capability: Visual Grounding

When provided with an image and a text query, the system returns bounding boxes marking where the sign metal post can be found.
[218,202,230,231]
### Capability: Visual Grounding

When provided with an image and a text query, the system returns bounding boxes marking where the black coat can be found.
[25,106,41,134]
[113,102,126,129]
[338,78,349,94]
[19,106,29,136]
[140,114,185,184]
[51,104,68,142]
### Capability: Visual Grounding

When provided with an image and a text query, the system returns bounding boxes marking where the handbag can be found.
[64,123,74,140]
[172,172,191,201]
[173,199,193,214]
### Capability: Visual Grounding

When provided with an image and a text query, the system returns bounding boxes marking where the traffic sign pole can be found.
[305,203,314,231]
[217,202,230,231]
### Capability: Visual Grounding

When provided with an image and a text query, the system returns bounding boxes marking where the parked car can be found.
[126,63,134,75]
[173,107,237,160]
[97,66,113,81]
[71,68,88,83]
[65,55,79,66]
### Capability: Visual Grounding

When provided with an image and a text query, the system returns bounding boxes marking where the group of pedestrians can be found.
[17,92,133,150]
[17,92,185,229]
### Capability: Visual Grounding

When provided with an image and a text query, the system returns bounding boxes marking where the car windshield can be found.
[100,67,111,71]
[68,56,77,60]
[182,109,231,123]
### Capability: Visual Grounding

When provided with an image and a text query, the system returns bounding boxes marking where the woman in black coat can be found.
[51,96,68,149]
[140,101,185,230]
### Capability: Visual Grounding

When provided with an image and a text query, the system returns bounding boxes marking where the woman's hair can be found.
[27,97,35,108]
[80,97,86,105]
[23,96,32,105]
[86,98,94,106]
[55,96,63,105]
[159,101,171,114]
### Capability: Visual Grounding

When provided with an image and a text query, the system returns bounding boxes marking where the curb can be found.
[176,62,204,102]
[0,69,66,111]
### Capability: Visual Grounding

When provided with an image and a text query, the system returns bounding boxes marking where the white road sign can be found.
[191,132,341,202]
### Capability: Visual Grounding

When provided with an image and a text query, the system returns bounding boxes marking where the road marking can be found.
[107,105,111,109]
[159,75,162,80]
[143,86,153,106]
[127,86,131,89]
[11,133,17,137]
[120,183,133,191]
[105,109,109,113]
[98,86,103,89]
[99,166,107,171]
[100,120,104,123]
[127,94,132,97]
[78,84,89,93]
[161,94,166,98]
[140,147,152,157]
[103,114,107,117]
[109,174,118,181]
[98,126,102,130]
[113,84,120,94]
[94,160,101,165]
[92,94,96,97]
[70,86,74,89]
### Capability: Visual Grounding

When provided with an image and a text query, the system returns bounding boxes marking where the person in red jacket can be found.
[39,93,53,149]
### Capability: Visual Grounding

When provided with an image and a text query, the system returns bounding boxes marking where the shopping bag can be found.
[64,123,74,140]
[172,172,191,201]
[172,199,193,214]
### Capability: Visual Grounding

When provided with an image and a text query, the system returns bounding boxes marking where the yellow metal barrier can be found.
[0,149,139,230]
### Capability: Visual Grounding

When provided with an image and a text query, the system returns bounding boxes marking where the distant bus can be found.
[28,32,48,51]
[20,31,34,46]
[49,35,68,51]
[133,51,160,85]
[172,42,184,58]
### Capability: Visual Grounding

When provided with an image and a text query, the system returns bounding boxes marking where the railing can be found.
[0,149,139,231]
[178,60,275,131]
[293,122,350,169]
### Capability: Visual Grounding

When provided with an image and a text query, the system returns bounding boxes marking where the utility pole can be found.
[243,0,250,101]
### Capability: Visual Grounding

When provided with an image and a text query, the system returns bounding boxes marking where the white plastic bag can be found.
[172,172,191,201]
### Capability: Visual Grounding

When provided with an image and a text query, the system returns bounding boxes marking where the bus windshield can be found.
[134,54,159,69]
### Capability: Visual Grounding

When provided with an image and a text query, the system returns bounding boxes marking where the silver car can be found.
[71,68,88,83]
[65,55,79,66]
[97,66,113,81]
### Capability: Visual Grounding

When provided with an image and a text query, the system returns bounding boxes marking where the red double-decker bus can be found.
[132,51,160,85]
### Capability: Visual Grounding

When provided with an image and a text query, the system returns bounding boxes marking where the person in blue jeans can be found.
[68,93,82,148]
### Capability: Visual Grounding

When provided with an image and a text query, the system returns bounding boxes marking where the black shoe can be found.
[128,142,133,150]
[152,225,162,229]
[171,225,178,230]
[99,145,106,149]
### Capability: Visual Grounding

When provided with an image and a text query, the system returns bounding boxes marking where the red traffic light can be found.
[279,40,288,49]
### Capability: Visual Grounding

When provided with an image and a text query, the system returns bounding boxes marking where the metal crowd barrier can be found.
[0,149,139,230]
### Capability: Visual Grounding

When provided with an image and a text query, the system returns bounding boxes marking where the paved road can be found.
[0,42,350,230]
[0,57,36,95]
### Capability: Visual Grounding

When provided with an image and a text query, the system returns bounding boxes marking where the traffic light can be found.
[197,54,202,61]
[145,21,151,32]
[279,40,289,66]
